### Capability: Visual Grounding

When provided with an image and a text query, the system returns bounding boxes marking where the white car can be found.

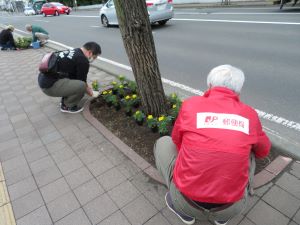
[99,0,173,27]
[24,6,36,16]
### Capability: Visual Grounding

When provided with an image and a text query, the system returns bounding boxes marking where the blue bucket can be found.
[32,41,40,49]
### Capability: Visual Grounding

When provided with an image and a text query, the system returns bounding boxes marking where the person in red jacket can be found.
[154,65,271,225]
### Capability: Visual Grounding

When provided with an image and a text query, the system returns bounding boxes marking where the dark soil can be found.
[90,97,279,174]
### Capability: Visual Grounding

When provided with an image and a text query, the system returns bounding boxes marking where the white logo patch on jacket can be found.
[197,112,249,134]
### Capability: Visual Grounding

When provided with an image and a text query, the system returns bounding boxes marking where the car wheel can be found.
[54,11,59,16]
[158,20,168,26]
[66,11,70,15]
[43,12,46,17]
[101,15,109,27]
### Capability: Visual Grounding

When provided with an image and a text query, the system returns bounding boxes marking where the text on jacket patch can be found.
[197,112,249,134]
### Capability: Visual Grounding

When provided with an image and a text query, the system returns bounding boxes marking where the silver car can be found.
[24,6,36,16]
[99,0,174,27]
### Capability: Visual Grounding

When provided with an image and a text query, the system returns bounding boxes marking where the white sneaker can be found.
[214,220,228,225]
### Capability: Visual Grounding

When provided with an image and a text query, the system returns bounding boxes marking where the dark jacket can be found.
[0,29,16,47]
[38,48,89,88]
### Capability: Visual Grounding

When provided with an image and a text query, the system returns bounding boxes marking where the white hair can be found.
[25,24,32,31]
[207,65,245,94]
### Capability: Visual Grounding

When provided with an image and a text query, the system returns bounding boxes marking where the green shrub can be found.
[15,37,32,49]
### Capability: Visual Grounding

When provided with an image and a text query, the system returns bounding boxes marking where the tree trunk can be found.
[114,0,167,116]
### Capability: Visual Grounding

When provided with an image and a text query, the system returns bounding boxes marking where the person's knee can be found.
[156,136,172,146]
[154,136,173,159]
[78,82,86,95]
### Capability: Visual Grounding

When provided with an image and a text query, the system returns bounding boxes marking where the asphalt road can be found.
[1,6,300,151]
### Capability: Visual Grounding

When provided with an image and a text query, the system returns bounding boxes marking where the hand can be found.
[86,85,93,96]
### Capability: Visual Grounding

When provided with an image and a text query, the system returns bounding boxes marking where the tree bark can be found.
[114,0,167,116]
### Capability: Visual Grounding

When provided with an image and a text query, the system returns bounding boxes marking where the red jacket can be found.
[172,87,271,203]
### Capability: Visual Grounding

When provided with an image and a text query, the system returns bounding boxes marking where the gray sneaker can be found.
[165,192,195,225]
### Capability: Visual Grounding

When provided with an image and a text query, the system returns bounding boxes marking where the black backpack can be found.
[39,51,60,74]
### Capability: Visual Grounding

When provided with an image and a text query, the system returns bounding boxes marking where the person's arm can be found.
[32,31,37,42]
[75,58,92,95]
[86,84,93,96]
[171,103,185,151]
[252,116,271,159]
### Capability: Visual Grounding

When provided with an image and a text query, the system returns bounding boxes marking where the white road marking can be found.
[34,19,48,22]
[59,14,300,25]
[173,18,300,25]
[90,25,101,28]
[13,28,300,132]
[175,12,300,15]
[66,15,98,18]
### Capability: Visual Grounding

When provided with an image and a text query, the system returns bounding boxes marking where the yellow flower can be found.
[108,90,112,94]
[171,93,177,98]
[135,110,140,115]
[147,115,153,120]
[111,81,117,85]
[125,95,131,100]
[172,104,177,109]
[119,85,124,88]
[158,116,165,121]
[102,91,107,95]
[132,94,137,99]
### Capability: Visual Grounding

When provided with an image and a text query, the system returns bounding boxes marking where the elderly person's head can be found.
[7,25,14,31]
[25,24,32,32]
[207,65,245,94]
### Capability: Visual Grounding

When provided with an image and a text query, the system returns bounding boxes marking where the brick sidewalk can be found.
[0,48,300,225]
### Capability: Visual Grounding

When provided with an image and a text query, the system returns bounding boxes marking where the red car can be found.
[41,2,71,16]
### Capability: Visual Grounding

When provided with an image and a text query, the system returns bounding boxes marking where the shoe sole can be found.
[165,193,195,225]
[214,221,228,225]
[60,108,83,114]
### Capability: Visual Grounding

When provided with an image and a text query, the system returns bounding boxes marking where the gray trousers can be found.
[154,136,256,223]
[35,32,49,42]
[42,78,86,107]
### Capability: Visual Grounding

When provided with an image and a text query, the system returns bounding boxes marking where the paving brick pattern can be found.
[0,48,300,225]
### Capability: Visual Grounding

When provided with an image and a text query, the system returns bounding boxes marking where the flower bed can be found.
[90,76,279,173]
[92,76,180,136]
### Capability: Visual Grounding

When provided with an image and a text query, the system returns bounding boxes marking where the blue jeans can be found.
[0,42,15,49]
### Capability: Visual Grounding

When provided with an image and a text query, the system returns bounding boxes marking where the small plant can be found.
[131,94,140,108]
[15,37,32,49]
[146,115,158,132]
[128,81,137,93]
[102,90,114,106]
[111,81,118,94]
[122,95,134,115]
[110,94,120,109]
[157,115,172,135]
[118,75,127,85]
[170,103,180,121]
[92,80,99,91]
[169,93,181,105]
[117,84,125,98]
[146,115,157,128]
[133,110,145,125]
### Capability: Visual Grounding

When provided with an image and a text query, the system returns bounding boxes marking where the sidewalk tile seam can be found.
[257,198,293,220]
